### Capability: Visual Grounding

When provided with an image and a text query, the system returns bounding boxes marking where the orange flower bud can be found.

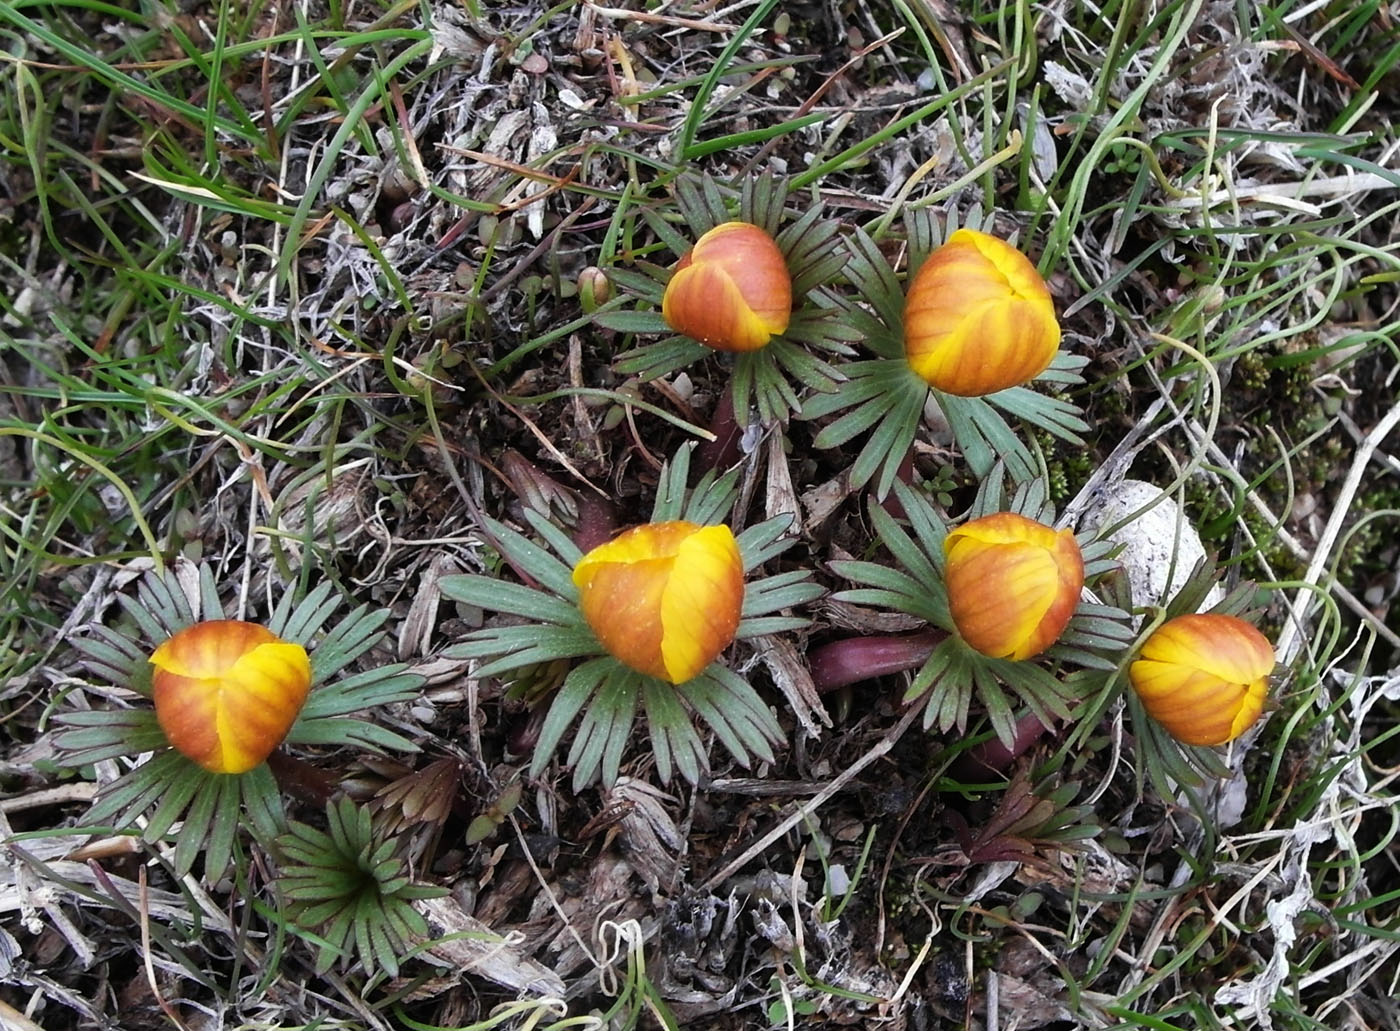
[1130,614,1273,746]
[943,513,1083,661]
[572,521,744,684]
[905,228,1060,396]
[151,620,312,774]
[662,221,792,352]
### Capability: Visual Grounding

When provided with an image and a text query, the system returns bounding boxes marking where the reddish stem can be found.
[698,388,744,473]
[267,751,338,807]
[950,713,1053,778]
[807,630,944,693]
[571,492,617,553]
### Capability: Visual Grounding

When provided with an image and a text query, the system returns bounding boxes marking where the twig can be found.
[698,703,922,891]
[585,1,734,33]
[139,867,191,1031]
[1276,400,1400,665]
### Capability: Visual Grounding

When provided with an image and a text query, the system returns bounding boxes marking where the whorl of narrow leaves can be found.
[277,797,446,979]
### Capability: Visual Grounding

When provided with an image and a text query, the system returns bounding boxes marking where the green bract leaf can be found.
[276,797,446,979]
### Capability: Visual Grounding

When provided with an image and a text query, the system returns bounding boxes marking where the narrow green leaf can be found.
[742,573,823,618]
[177,776,224,879]
[485,515,579,599]
[699,666,781,757]
[871,386,925,499]
[278,582,340,645]
[639,206,693,259]
[531,658,611,779]
[842,228,904,329]
[801,360,894,421]
[831,587,943,625]
[651,443,694,522]
[523,507,584,569]
[83,753,184,827]
[683,464,742,528]
[614,337,710,381]
[645,679,707,785]
[296,668,423,721]
[117,593,176,652]
[143,765,206,842]
[241,764,286,841]
[438,575,580,625]
[735,615,811,638]
[310,604,389,682]
[828,559,927,599]
[606,266,665,301]
[71,630,145,685]
[769,340,844,393]
[569,672,639,789]
[735,514,798,570]
[594,310,670,334]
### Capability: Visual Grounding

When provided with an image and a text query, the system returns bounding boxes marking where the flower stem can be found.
[267,751,337,807]
[951,713,1052,778]
[698,388,743,472]
[807,630,944,693]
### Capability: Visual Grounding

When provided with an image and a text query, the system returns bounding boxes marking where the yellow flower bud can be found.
[1130,614,1273,746]
[943,513,1083,661]
[905,228,1061,396]
[662,221,792,352]
[572,521,744,684]
[151,620,312,774]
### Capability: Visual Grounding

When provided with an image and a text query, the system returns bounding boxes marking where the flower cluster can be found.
[48,180,1283,1007]
[620,196,1274,757]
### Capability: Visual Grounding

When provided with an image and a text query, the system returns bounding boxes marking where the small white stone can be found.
[1078,479,1224,619]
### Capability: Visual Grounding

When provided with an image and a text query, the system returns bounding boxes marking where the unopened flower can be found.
[572,521,744,684]
[662,221,791,352]
[905,228,1060,396]
[151,620,312,774]
[1130,614,1273,746]
[943,513,1083,661]
[578,266,612,313]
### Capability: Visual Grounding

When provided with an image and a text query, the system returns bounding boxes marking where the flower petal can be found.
[150,620,279,679]
[663,262,776,352]
[691,222,792,334]
[1141,614,1275,684]
[660,525,745,683]
[576,554,671,681]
